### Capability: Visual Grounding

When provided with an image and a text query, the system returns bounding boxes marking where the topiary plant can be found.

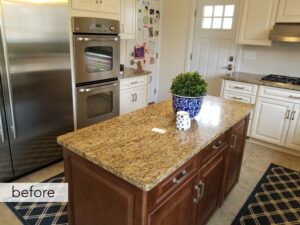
[170,71,208,97]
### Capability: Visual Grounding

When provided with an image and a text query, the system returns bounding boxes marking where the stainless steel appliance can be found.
[0,0,73,181]
[262,74,300,85]
[72,17,120,128]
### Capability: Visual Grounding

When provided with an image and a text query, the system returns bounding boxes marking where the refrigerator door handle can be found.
[0,111,5,143]
[0,26,16,139]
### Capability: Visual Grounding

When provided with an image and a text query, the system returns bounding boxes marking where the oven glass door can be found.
[76,81,119,129]
[74,35,120,84]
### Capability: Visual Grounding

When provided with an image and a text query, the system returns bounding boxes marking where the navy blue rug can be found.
[232,164,300,225]
[6,173,67,225]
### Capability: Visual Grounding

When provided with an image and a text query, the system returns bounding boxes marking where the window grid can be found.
[201,5,235,30]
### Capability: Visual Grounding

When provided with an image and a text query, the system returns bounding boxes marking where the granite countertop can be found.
[119,67,151,79]
[57,96,254,191]
[222,72,300,92]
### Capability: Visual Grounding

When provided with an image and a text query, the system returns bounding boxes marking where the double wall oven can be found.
[72,17,120,129]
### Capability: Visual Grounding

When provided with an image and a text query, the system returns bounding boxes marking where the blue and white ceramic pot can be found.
[172,94,205,118]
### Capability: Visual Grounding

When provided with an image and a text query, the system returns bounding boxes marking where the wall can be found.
[157,0,192,102]
[238,42,300,77]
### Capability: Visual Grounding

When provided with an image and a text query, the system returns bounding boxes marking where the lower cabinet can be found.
[283,104,300,152]
[147,173,198,225]
[223,118,248,197]
[195,150,226,225]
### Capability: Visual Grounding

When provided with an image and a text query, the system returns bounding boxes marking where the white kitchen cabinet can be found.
[72,0,120,14]
[120,0,136,39]
[120,76,148,115]
[285,104,300,152]
[120,89,133,115]
[238,0,279,46]
[276,0,300,22]
[251,97,293,146]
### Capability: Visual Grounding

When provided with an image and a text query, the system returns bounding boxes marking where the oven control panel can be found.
[72,17,119,34]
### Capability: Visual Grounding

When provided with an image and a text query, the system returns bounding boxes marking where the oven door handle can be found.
[76,37,119,42]
[78,82,117,93]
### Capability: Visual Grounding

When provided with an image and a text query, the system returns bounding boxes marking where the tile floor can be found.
[0,141,299,225]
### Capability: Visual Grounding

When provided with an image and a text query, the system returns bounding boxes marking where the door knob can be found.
[221,64,233,71]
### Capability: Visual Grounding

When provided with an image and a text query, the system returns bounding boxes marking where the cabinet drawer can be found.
[200,131,229,165]
[147,156,198,210]
[224,80,258,95]
[120,76,148,90]
[259,86,300,104]
[223,91,256,104]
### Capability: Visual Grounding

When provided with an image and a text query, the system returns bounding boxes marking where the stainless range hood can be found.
[269,23,300,42]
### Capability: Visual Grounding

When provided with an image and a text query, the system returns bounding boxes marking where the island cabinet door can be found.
[194,151,225,225]
[223,117,248,197]
[147,173,199,225]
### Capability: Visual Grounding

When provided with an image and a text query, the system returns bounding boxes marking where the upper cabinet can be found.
[238,0,279,46]
[120,0,136,39]
[71,0,120,14]
[276,0,300,22]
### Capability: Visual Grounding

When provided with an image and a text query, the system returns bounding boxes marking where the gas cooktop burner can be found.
[262,74,300,85]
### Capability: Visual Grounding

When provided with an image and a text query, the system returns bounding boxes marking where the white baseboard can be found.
[247,138,300,158]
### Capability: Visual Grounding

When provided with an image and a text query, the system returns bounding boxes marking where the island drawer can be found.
[199,131,229,165]
[224,80,258,95]
[147,156,198,210]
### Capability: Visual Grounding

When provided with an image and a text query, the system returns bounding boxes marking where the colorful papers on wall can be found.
[134,44,146,59]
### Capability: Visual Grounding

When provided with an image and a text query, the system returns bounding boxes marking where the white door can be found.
[191,0,241,97]
[120,89,133,115]
[251,97,293,146]
[133,86,147,111]
[72,0,98,11]
[285,104,300,152]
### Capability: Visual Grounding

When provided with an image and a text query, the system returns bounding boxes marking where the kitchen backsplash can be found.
[238,42,300,77]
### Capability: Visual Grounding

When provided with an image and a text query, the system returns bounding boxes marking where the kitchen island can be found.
[57,96,254,225]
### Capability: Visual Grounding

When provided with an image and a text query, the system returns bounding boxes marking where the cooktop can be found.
[262,74,300,85]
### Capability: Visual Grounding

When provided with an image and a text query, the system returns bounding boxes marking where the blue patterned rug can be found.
[6,173,67,225]
[232,164,300,225]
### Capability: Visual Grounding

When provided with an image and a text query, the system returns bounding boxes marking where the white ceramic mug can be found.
[176,111,191,131]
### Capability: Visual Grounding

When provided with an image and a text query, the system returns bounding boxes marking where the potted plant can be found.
[170,71,207,118]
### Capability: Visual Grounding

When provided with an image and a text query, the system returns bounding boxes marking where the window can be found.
[201,5,235,30]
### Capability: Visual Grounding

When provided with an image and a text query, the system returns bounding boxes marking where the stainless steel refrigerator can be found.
[0,0,73,181]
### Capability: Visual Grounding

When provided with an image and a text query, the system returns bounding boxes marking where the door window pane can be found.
[202,18,212,29]
[87,92,113,119]
[223,18,233,29]
[85,46,113,73]
[224,5,235,17]
[214,5,224,17]
[203,5,213,17]
[212,18,222,29]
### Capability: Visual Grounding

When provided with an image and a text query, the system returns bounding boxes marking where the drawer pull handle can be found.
[289,95,300,100]
[231,134,237,148]
[212,140,223,150]
[285,110,291,119]
[172,169,187,184]
[291,111,296,121]
[193,185,201,203]
[232,96,243,101]
[233,86,245,90]
[198,181,205,199]
[131,81,138,85]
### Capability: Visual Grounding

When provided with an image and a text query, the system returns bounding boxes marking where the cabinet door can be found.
[72,0,98,11]
[195,151,225,225]
[120,0,136,39]
[285,104,300,152]
[120,89,133,115]
[147,173,198,225]
[277,0,300,22]
[224,118,248,197]
[99,0,120,14]
[251,97,293,146]
[133,85,147,111]
[238,0,279,46]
